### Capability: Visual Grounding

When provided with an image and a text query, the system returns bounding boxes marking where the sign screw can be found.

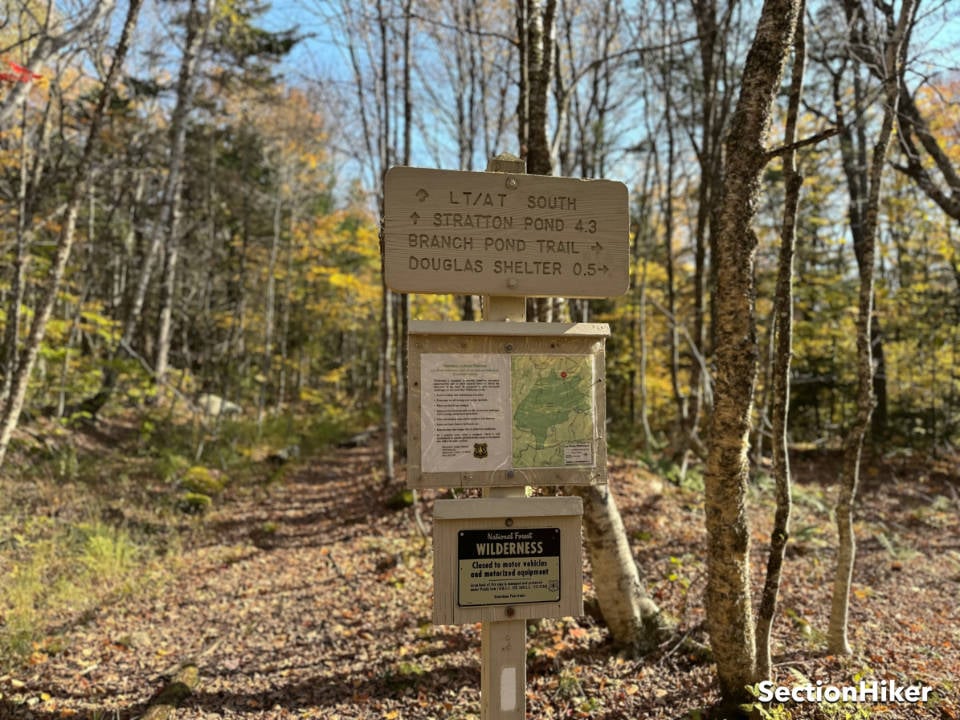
[505,176,518,190]
[505,606,516,618]
[505,517,514,527]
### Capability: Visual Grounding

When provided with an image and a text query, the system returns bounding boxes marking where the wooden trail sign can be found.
[382,156,627,720]
[383,166,630,298]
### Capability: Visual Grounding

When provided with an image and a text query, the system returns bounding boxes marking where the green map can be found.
[511,355,595,468]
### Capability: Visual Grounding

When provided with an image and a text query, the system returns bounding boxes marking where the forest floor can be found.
[1,421,958,719]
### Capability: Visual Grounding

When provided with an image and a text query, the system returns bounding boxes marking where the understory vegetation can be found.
[0,395,367,670]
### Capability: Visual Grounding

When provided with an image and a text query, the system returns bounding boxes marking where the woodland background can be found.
[0,0,959,718]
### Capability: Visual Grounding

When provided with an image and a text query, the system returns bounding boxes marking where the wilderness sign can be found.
[432,497,583,625]
[382,166,630,297]
[457,528,561,606]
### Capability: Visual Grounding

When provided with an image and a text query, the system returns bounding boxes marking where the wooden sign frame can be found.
[432,497,583,625]
[407,320,609,489]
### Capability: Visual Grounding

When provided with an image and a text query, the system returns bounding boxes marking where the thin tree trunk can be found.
[396,0,414,461]
[572,484,668,653]
[155,175,183,382]
[704,0,799,708]
[516,10,667,642]
[660,58,683,440]
[122,0,209,363]
[2,84,52,406]
[0,0,142,470]
[755,3,805,677]
[257,186,283,433]
[828,0,916,655]
[2,102,32,405]
[377,0,395,485]
[276,209,296,412]
[155,0,215,383]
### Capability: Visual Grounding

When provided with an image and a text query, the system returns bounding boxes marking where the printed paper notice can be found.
[421,354,511,472]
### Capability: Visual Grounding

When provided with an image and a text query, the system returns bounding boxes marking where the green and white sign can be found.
[511,355,594,468]
[420,353,595,473]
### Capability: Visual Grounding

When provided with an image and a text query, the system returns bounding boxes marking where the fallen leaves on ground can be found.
[1,443,958,719]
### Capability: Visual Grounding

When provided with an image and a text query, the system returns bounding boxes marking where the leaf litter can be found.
[0,442,957,719]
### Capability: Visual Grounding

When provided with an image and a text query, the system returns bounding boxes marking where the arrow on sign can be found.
[591,241,603,252]
[600,265,610,273]
[411,212,420,224]
[416,188,429,202]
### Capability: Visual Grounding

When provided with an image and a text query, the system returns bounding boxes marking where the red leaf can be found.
[3,59,42,82]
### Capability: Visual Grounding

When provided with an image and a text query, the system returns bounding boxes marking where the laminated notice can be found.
[420,353,596,473]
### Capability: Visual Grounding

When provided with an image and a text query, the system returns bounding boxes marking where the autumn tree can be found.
[0,0,116,127]
[892,1,960,223]
[703,0,800,708]
[0,0,142,470]
[826,0,918,656]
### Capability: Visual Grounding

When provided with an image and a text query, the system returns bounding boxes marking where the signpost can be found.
[386,156,629,720]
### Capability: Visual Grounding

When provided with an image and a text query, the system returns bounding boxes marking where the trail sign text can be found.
[383,166,630,297]
[458,528,562,607]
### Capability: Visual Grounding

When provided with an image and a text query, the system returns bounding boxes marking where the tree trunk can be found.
[572,484,668,653]
[257,185,283,432]
[513,2,666,646]
[154,0,215,384]
[2,103,31,406]
[121,0,210,372]
[0,0,142,470]
[828,0,917,656]
[755,3,806,677]
[704,0,800,708]
[372,0,398,485]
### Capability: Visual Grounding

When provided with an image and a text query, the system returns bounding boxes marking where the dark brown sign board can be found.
[383,166,630,297]
[433,497,583,625]
[407,320,609,489]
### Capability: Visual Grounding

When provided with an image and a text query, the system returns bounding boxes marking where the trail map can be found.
[511,355,594,467]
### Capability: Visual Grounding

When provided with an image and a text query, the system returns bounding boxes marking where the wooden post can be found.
[480,153,528,720]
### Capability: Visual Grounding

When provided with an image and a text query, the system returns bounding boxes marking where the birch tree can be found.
[755,1,806,677]
[704,0,800,707]
[827,0,918,656]
[153,0,216,384]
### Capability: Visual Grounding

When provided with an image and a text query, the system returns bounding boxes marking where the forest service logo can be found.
[473,443,488,459]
